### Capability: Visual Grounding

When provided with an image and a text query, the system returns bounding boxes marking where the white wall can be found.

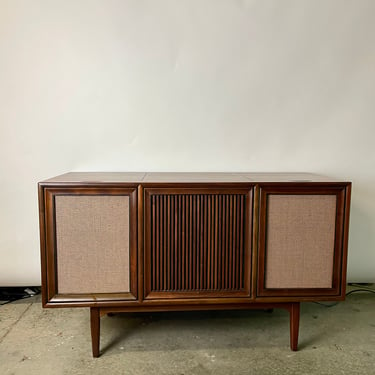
[0,0,374,285]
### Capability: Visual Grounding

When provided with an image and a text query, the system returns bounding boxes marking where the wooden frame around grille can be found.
[43,186,138,304]
[257,185,348,298]
[144,187,253,299]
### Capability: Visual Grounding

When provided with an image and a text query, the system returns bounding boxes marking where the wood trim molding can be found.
[256,184,348,298]
[41,186,138,305]
[143,187,254,300]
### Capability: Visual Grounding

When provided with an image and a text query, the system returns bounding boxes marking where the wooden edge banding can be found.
[45,189,57,302]
[129,188,138,300]
[340,184,352,296]
[143,189,152,298]
[244,188,253,297]
[251,185,260,299]
[38,184,48,306]
[331,188,346,294]
[256,187,267,296]
[98,302,296,314]
[137,185,144,302]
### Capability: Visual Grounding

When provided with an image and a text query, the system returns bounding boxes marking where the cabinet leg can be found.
[90,307,100,358]
[289,302,300,351]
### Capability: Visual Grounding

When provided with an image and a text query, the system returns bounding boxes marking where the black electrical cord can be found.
[346,288,375,296]
[348,283,375,292]
[0,296,30,306]
[314,286,375,308]
[313,301,339,308]
[0,287,40,306]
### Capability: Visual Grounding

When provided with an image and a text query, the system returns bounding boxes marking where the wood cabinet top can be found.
[40,172,349,184]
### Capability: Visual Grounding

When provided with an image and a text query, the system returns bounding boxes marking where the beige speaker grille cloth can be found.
[55,195,130,294]
[265,195,336,289]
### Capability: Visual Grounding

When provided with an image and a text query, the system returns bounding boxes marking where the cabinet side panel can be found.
[55,195,130,294]
[266,195,336,289]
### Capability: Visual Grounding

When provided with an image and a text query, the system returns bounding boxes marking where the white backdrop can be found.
[0,0,374,285]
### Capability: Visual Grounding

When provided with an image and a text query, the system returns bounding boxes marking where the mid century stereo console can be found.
[38,172,351,357]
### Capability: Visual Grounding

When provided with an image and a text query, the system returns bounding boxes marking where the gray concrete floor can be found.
[0,286,374,375]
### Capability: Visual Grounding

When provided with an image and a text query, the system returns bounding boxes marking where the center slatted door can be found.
[144,188,252,299]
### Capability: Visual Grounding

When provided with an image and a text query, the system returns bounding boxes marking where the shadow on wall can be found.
[347,202,375,283]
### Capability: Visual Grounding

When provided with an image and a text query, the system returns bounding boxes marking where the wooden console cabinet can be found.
[38,172,351,357]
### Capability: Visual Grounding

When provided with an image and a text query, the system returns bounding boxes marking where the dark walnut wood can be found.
[38,172,351,357]
[143,187,253,299]
[90,308,100,358]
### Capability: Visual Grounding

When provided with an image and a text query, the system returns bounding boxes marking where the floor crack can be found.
[0,302,34,344]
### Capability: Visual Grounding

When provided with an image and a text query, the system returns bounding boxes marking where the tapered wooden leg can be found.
[90,307,100,358]
[289,302,300,351]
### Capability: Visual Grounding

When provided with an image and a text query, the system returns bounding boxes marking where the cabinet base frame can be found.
[90,302,300,358]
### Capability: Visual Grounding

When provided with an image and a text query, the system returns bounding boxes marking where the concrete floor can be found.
[0,287,374,375]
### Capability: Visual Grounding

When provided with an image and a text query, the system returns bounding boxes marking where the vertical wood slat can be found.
[150,193,246,292]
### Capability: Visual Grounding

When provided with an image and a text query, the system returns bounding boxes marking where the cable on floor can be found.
[314,287,375,308]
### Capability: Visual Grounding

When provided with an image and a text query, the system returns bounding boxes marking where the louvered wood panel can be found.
[145,191,251,297]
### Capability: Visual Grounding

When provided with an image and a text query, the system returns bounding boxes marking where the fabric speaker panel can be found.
[265,195,336,289]
[55,195,130,294]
